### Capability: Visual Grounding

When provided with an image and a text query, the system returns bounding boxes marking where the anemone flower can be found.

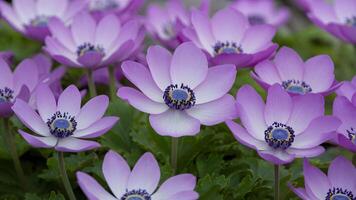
[117,42,237,137]
[336,75,356,101]
[0,58,39,117]
[226,84,340,165]
[0,0,86,41]
[307,0,356,44]
[231,0,290,27]
[12,84,118,152]
[44,12,144,69]
[88,0,144,22]
[77,151,199,200]
[183,8,277,68]
[332,96,356,152]
[251,47,341,95]
[289,156,356,200]
[146,0,210,49]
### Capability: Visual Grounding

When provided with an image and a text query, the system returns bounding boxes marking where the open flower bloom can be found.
[252,47,341,96]
[0,58,39,117]
[77,151,199,200]
[289,156,356,200]
[0,0,86,41]
[87,0,144,22]
[12,84,118,152]
[44,12,144,68]
[226,84,341,165]
[336,75,356,101]
[231,0,289,27]
[183,8,277,68]
[308,0,356,44]
[117,42,237,137]
[333,96,356,152]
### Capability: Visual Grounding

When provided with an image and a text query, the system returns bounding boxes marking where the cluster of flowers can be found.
[0,0,355,199]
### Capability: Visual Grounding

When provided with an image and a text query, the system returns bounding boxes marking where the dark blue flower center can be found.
[326,187,354,200]
[282,80,312,95]
[213,41,243,55]
[47,111,77,138]
[121,189,151,200]
[0,87,14,103]
[76,43,105,58]
[163,84,196,110]
[30,15,49,27]
[347,128,356,144]
[248,15,266,25]
[346,16,356,27]
[265,122,295,149]
[90,0,119,11]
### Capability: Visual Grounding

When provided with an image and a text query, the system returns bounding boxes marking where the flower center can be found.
[346,127,356,144]
[76,43,105,58]
[248,15,266,25]
[47,111,77,138]
[121,189,151,200]
[346,16,356,27]
[30,15,49,27]
[90,0,119,11]
[0,87,14,103]
[163,84,196,110]
[282,80,312,95]
[213,41,243,55]
[326,187,354,200]
[265,122,295,149]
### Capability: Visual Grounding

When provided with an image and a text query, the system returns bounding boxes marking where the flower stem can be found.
[86,69,97,98]
[109,66,117,100]
[353,154,356,166]
[1,118,28,191]
[57,151,76,200]
[171,137,179,174]
[274,165,280,200]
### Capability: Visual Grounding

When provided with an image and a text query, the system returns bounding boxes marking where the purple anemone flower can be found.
[289,156,356,200]
[226,84,341,165]
[231,0,290,27]
[0,0,86,41]
[77,150,199,200]
[0,58,39,117]
[252,47,341,96]
[12,84,118,152]
[117,42,237,137]
[336,75,356,101]
[308,0,356,44]
[44,12,144,68]
[333,96,356,152]
[183,8,277,68]
[87,0,144,22]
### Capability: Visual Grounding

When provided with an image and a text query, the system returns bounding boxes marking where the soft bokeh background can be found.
[0,0,355,199]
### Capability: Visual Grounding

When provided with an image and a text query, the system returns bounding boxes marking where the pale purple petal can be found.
[0,58,13,89]
[36,0,68,17]
[95,14,121,49]
[288,185,311,200]
[149,109,201,137]
[164,191,199,200]
[274,47,304,81]
[71,12,96,45]
[48,18,76,51]
[103,150,131,198]
[264,84,292,125]
[191,10,215,54]
[0,1,24,32]
[328,156,356,191]
[170,42,208,88]
[303,159,331,199]
[334,0,356,22]
[55,137,100,152]
[152,174,196,200]
[76,172,117,200]
[13,59,39,93]
[118,87,169,114]
[286,146,325,158]
[19,130,57,148]
[254,60,282,85]
[13,0,36,23]
[57,85,81,116]
[76,95,109,130]
[240,25,276,53]
[74,117,118,138]
[258,149,295,165]
[36,84,56,122]
[127,152,160,194]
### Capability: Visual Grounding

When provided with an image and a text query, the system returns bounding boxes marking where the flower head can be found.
[252,47,340,96]
[226,84,341,165]
[308,0,356,44]
[117,42,237,137]
[231,0,290,27]
[333,96,356,152]
[183,8,277,68]
[289,156,356,200]
[0,0,86,41]
[0,58,39,117]
[77,150,199,200]
[44,12,144,68]
[12,84,118,152]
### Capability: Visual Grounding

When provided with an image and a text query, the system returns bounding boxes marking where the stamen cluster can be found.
[120,189,151,200]
[47,111,77,138]
[163,84,196,110]
[76,43,105,57]
[265,122,295,149]
[0,87,14,103]
[213,41,243,55]
[325,187,355,200]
